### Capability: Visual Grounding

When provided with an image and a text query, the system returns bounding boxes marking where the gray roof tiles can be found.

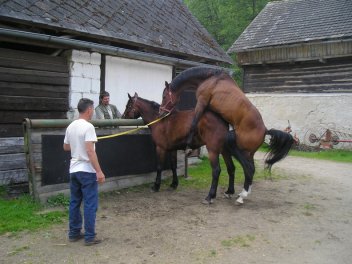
[229,0,352,53]
[0,0,232,64]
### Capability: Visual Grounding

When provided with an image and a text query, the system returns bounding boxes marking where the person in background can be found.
[63,98,105,246]
[95,91,122,119]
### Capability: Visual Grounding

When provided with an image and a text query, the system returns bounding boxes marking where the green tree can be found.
[184,0,270,85]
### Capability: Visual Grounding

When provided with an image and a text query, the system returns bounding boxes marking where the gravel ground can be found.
[1,153,351,264]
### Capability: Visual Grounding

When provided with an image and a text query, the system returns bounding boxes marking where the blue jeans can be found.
[69,171,98,242]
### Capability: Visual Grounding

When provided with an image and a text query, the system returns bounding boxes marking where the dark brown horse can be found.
[159,66,294,204]
[122,92,240,204]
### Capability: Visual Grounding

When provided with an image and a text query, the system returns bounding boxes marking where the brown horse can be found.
[159,66,294,204]
[122,92,240,204]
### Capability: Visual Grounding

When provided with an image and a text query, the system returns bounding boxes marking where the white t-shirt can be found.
[64,119,98,173]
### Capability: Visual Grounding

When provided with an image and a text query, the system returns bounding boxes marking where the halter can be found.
[159,90,175,114]
[122,94,138,118]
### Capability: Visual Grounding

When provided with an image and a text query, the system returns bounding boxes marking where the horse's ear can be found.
[128,93,132,99]
[134,92,138,97]
[165,81,170,89]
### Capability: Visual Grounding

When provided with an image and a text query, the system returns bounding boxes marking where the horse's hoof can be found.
[202,198,214,205]
[238,189,249,198]
[150,186,160,193]
[236,196,244,205]
[167,186,177,191]
[224,192,233,199]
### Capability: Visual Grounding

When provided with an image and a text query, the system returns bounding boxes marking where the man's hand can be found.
[96,171,105,184]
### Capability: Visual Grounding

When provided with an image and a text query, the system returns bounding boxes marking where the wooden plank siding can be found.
[0,137,27,185]
[0,48,69,137]
[237,41,352,66]
[243,58,352,93]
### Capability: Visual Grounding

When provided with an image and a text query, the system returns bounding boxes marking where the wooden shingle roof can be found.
[0,0,232,64]
[229,0,352,53]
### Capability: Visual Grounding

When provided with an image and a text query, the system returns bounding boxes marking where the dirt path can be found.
[1,153,352,264]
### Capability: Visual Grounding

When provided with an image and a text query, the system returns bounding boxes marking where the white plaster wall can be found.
[67,50,101,118]
[247,93,352,149]
[105,56,173,113]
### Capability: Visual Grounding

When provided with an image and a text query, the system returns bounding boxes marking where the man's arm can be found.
[85,141,105,183]
[111,104,122,118]
[95,106,105,119]
[63,143,71,151]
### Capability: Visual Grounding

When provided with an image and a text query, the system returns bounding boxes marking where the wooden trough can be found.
[23,118,185,202]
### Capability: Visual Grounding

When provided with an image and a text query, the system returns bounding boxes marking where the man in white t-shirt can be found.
[63,98,105,246]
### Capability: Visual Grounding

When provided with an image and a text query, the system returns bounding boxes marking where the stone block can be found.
[90,52,101,65]
[70,92,83,109]
[82,64,94,78]
[69,61,83,77]
[91,65,101,80]
[70,50,91,64]
[70,76,91,93]
[91,79,101,93]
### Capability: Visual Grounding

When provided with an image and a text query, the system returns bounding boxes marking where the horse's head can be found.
[159,81,178,116]
[122,92,141,119]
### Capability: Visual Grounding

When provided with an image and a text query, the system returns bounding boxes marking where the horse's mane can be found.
[138,97,160,113]
[170,66,225,92]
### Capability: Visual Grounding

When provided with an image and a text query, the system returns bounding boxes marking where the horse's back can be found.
[196,74,266,151]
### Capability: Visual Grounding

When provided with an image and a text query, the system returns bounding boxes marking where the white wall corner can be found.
[70,50,91,64]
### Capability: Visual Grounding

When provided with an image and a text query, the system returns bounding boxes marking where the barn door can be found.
[0,48,69,137]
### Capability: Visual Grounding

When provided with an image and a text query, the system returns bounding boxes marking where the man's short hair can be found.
[99,91,110,101]
[77,98,94,113]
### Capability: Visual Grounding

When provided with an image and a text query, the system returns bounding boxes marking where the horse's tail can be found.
[265,129,294,171]
[225,130,255,177]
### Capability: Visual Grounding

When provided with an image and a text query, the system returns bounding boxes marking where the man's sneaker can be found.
[69,233,84,242]
[85,237,103,246]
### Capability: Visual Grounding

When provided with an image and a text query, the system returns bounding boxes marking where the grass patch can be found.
[302,203,317,216]
[0,194,67,235]
[7,245,30,256]
[260,143,352,163]
[221,234,255,247]
[209,249,217,257]
[177,156,280,190]
[46,193,70,207]
[178,157,245,190]
[289,149,352,163]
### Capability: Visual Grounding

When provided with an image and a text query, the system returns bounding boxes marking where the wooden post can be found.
[184,151,188,178]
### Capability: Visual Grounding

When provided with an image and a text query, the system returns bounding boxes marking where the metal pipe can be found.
[0,28,226,68]
[24,118,145,128]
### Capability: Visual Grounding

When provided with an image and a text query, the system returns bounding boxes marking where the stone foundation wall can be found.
[247,93,352,149]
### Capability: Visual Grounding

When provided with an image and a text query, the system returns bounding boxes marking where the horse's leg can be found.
[203,151,221,204]
[236,156,255,204]
[221,150,235,199]
[186,98,208,145]
[152,147,165,192]
[169,150,178,190]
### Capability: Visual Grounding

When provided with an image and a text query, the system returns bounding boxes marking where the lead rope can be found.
[97,112,170,140]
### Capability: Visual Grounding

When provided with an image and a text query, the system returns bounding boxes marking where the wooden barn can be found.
[0,0,232,189]
[228,0,352,149]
